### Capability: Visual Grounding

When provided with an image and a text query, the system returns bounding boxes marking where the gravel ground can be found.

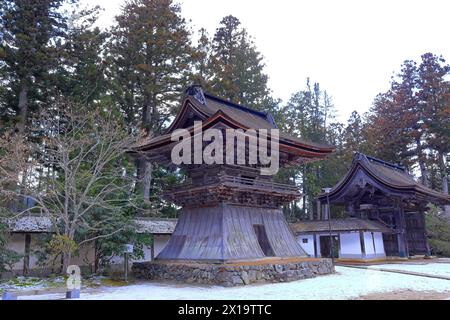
[15,263,450,300]
[366,263,450,277]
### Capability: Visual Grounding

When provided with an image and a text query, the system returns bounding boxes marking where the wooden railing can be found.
[220,175,299,192]
[170,174,299,193]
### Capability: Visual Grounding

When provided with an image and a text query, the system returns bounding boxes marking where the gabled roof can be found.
[130,86,335,161]
[290,218,393,234]
[318,153,450,204]
[166,88,277,132]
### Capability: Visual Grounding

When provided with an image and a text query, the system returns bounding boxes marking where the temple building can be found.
[312,153,450,261]
[291,218,392,261]
[130,85,335,285]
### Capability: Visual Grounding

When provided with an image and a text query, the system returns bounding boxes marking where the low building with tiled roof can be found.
[291,218,393,262]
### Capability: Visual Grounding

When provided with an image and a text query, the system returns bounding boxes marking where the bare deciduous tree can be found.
[0,100,137,271]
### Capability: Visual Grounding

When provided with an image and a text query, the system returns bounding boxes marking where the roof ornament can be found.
[186,84,206,105]
[353,151,367,163]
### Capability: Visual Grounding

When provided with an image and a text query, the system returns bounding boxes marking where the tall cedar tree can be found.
[366,54,449,191]
[416,53,449,193]
[208,15,271,109]
[108,0,193,202]
[0,0,72,133]
[55,6,109,106]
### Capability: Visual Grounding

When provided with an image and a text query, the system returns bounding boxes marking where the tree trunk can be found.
[143,161,152,203]
[136,157,152,203]
[439,152,448,194]
[17,81,29,133]
[416,138,429,187]
[62,252,72,275]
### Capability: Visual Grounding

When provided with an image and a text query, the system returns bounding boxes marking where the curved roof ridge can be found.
[203,92,271,121]
[354,152,406,172]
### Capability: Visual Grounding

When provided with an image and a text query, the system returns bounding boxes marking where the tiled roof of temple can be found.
[131,85,334,157]
[290,218,393,234]
[318,153,450,204]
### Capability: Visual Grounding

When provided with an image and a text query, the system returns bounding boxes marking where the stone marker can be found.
[2,292,18,300]
[66,289,80,299]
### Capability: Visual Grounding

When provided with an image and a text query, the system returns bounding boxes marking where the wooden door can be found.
[253,224,274,257]
[320,235,339,258]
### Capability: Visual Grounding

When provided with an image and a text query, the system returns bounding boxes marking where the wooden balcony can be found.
[168,174,299,195]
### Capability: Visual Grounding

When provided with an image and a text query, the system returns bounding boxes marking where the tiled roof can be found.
[290,218,393,234]
[318,153,450,204]
[6,216,53,233]
[133,218,178,234]
[131,86,334,153]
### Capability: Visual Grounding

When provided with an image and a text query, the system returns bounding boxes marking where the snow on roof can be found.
[6,216,53,233]
[134,218,178,234]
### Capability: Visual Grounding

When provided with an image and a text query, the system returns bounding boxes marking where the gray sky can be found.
[82,0,450,122]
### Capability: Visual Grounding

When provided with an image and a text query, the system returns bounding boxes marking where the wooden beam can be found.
[359,231,366,258]
[313,234,318,258]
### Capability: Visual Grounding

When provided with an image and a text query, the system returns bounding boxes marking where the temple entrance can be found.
[382,233,399,256]
[319,235,339,258]
[253,224,274,256]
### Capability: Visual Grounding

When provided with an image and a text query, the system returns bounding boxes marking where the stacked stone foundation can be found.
[132,258,334,287]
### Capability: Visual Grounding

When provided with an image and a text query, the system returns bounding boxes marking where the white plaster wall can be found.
[373,232,385,255]
[364,232,376,255]
[7,233,54,271]
[339,232,362,256]
[7,234,25,271]
[295,234,315,256]
[153,235,171,259]
[315,234,321,257]
[28,234,46,269]
[5,233,173,273]
[109,234,171,264]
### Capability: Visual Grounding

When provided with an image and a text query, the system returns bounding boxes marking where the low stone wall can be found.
[132,259,334,287]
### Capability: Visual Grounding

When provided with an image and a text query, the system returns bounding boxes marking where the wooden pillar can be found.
[23,233,31,276]
[419,206,431,256]
[323,203,329,220]
[396,204,408,257]
[337,233,341,258]
[313,234,318,258]
[371,232,377,255]
[359,231,366,258]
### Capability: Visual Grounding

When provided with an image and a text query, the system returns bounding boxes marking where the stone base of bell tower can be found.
[132,257,334,287]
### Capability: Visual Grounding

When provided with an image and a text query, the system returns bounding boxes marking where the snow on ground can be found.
[17,265,450,300]
[366,263,450,278]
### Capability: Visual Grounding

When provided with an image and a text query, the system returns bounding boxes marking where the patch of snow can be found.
[17,266,450,300]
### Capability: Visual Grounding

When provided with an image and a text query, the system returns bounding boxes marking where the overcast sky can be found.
[82,0,450,122]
